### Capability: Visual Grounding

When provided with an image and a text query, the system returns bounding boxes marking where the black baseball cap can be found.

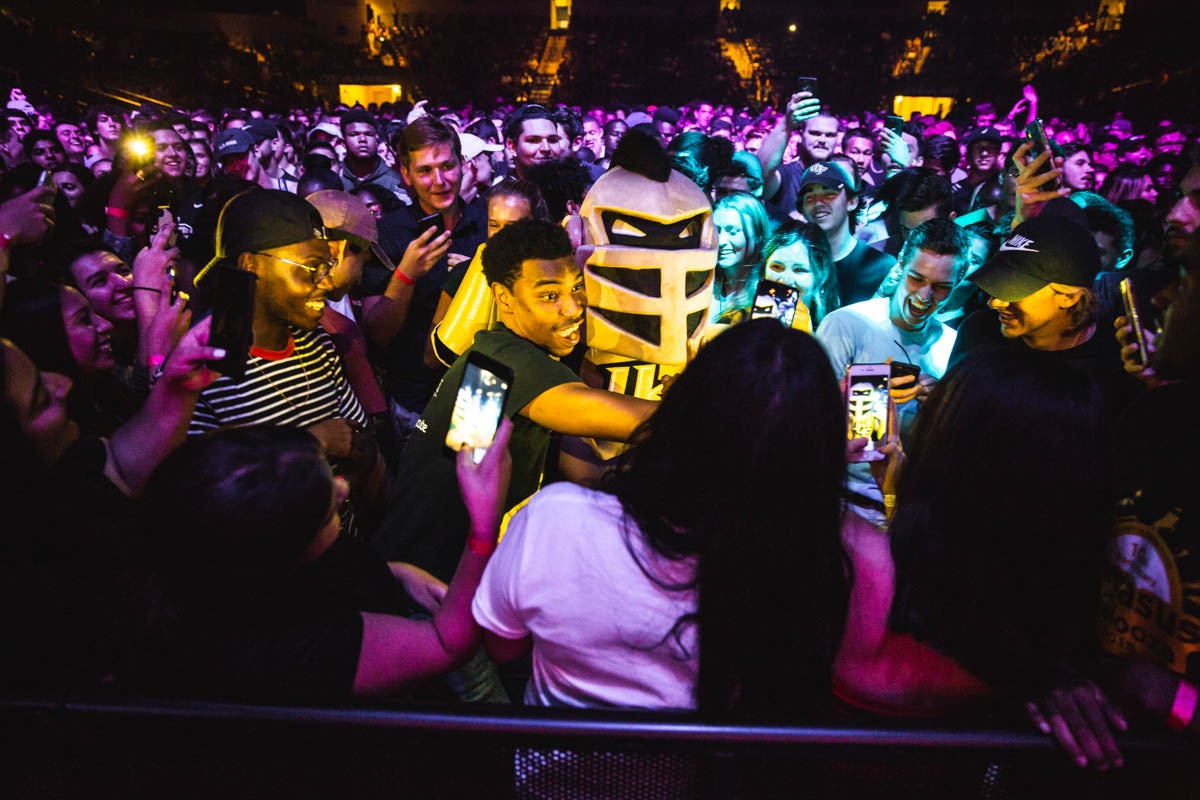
[968,211,1101,302]
[195,189,327,285]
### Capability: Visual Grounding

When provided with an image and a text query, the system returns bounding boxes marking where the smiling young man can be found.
[816,217,970,527]
[949,208,1145,418]
[190,189,377,535]
[372,219,655,583]
[799,161,897,304]
[362,116,487,442]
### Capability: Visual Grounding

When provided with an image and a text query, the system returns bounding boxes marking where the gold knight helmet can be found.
[576,130,716,365]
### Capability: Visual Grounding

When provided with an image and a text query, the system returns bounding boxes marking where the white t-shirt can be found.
[473,482,699,709]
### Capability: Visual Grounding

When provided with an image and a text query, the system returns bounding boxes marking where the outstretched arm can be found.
[353,418,512,695]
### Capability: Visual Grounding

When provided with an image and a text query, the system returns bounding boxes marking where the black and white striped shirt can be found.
[190,326,366,435]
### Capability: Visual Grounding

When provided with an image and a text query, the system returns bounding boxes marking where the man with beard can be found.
[1094,227,1200,746]
[370,220,654,701]
[757,85,838,223]
[504,104,564,182]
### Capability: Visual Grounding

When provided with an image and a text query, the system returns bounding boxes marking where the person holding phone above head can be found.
[189,189,382,539]
[371,219,657,703]
[755,79,836,223]
[362,116,488,451]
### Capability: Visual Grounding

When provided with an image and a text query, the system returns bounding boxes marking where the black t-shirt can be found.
[362,199,488,412]
[837,240,897,305]
[371,324,581,581]
[142,535,416,702]
[949,308,1146,420]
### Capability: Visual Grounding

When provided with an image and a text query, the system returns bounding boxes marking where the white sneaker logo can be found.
[999,234,1039,254]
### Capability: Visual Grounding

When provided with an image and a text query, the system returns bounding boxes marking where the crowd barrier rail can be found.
[1,692,1194,799]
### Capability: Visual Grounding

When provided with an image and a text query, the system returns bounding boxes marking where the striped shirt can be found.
[190,326,367,434]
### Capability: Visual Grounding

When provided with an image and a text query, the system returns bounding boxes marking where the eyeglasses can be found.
[254,252,335,284]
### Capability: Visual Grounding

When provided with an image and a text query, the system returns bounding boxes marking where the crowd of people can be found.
[3,75,1200,782]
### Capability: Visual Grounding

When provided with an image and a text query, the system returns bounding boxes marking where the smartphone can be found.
[846,363,890,462]
[1119,276,1152,367]
[796,76,819,96]
[151,206,178,247]
[1024,118,1061,192]
[417,211,446,239]
[750,279,800,327]
[444,351,513,464]
[206,266,258,379]
[890,361,920,381]
[884,114,905,135]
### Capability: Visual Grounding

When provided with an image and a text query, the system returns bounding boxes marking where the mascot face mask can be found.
[576,167,716,365]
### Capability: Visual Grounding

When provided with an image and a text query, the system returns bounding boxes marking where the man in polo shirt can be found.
[362,115,488,447]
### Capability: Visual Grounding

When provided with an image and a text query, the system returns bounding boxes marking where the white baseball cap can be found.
[459,132,502,162]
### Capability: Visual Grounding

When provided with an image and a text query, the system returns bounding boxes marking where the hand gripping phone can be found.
[444,351,513,464]
[1119,275,1152,367]
[1024,118,1062,192]
[846,363,890,462]
[206,266,258,379]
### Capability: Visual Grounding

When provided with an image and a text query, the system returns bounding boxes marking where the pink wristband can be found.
[105,206,130,219]
[393,267,416,286]
[148,353,166,368]
[1169,680,1197,732]
[0,232,12,252]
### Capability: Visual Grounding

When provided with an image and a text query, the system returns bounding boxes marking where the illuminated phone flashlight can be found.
[126,136,151,162]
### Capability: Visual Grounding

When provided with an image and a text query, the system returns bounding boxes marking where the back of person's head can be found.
[482,218,573,288]
[523,159,593,220]
[485,179,550,222]
[295,167,343,198]
[888,347,1113,695]
[141,426,333,605]
[1070,190,1135,271]
[0,279,76,379]
[919,134,962,177]
[1099,164,1151,204]
[396,115,461,169]
[878,166,955,218]
[604,319,848,719]
[668,130,734,196]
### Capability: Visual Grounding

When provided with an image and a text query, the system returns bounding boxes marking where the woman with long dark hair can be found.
[836,347,1115,715]
[474,319,850,719]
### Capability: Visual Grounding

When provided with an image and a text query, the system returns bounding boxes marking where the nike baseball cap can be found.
[969,210,1100,302]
